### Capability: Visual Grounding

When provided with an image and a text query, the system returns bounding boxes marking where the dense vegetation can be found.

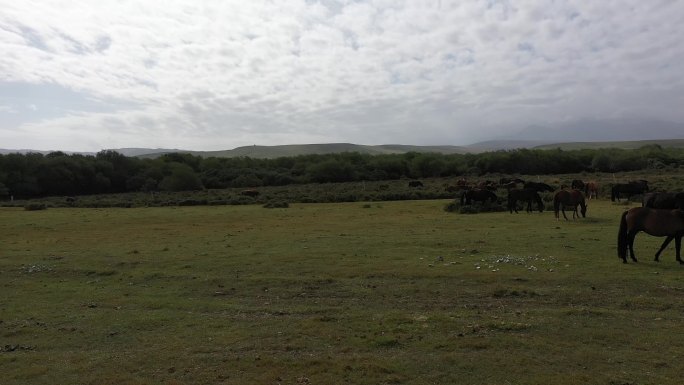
[0,145,682,199]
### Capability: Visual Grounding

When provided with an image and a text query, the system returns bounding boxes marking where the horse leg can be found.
[627,230,638,262]
[654,236,674,262]
[561,205,569,221]
[676,234,684,264]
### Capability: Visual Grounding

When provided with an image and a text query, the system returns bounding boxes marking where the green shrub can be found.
[24,202,47,211]
[443,200,461,212]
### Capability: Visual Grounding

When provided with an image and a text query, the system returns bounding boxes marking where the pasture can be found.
[2,199,684,384]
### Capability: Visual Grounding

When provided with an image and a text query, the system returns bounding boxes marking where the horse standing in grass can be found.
[553,189,587,220]
[507,188,544,213]
[611,180,649,202]
[460,189,498,205]
[617,207,684,264]
[584,181,599,199]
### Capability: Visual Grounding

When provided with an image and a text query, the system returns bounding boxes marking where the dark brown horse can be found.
[617,207,684,264]
[507,188,543,213]
[642,192,684,210]
[460,189,498,205]
[553,189,587,220]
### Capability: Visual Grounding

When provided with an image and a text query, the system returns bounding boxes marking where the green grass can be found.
[2,199,684,384]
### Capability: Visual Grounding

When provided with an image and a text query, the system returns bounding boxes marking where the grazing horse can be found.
[523,181,555,193]
[584,181,599,199]
[571,179,585,191]
[408,180,424,188]
[643,192,684,210]
[611,180,649,202]
[553,189,587,220]
[460,189,498,205]
[617,207,684,264]
[507,188,544,213]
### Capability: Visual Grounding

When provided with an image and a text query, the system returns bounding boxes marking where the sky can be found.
[1,0,684,152]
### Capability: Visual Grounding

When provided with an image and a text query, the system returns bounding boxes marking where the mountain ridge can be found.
[5,138,684,159]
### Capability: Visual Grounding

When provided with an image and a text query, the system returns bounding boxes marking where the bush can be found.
[24,202,47,211]
[443,200,461,212]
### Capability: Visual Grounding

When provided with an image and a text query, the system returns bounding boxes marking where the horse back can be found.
[626,207,684,236]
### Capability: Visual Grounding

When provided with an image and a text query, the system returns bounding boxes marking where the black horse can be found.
[642,192,684,209]
[611,180,649,202]
[408,180,423,188]
[523,181,555,193]
[460,189,498,205]
[617,207,684,264]
[507,188,544,213]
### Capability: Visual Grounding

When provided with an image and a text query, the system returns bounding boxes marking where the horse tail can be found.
[460,191,465,205]
[611,186,616,202]
[617,211,629,260]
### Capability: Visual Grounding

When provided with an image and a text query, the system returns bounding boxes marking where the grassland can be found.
[2,198,684,384]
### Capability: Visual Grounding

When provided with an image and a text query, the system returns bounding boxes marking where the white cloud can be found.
[0,0,683,151]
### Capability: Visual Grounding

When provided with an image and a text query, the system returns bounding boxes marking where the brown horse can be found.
[584,181,599,199]
[617,207,684,264]
[553,189,587,220]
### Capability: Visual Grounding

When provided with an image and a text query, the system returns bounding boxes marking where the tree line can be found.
[0,144,681,199]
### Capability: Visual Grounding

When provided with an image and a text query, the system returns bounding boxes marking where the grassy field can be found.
[2,198,684,384]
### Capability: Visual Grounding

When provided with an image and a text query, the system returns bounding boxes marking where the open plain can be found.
[2,197,684,384]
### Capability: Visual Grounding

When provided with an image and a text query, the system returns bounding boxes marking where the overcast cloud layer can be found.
[1,0,683,151]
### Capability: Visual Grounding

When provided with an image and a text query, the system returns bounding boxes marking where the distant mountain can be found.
[135,143,474,159]
[0,149,96,155]
[3,117,684,158]
[105,148,182,157]
[534,139,684,150]
[464,140,553,151]
[509,118,684,142]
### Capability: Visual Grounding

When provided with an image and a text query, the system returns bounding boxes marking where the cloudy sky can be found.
[1,0,683,152]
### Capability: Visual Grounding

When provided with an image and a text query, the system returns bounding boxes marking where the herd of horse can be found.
[454,177,684,265]
[456,178,590,219]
